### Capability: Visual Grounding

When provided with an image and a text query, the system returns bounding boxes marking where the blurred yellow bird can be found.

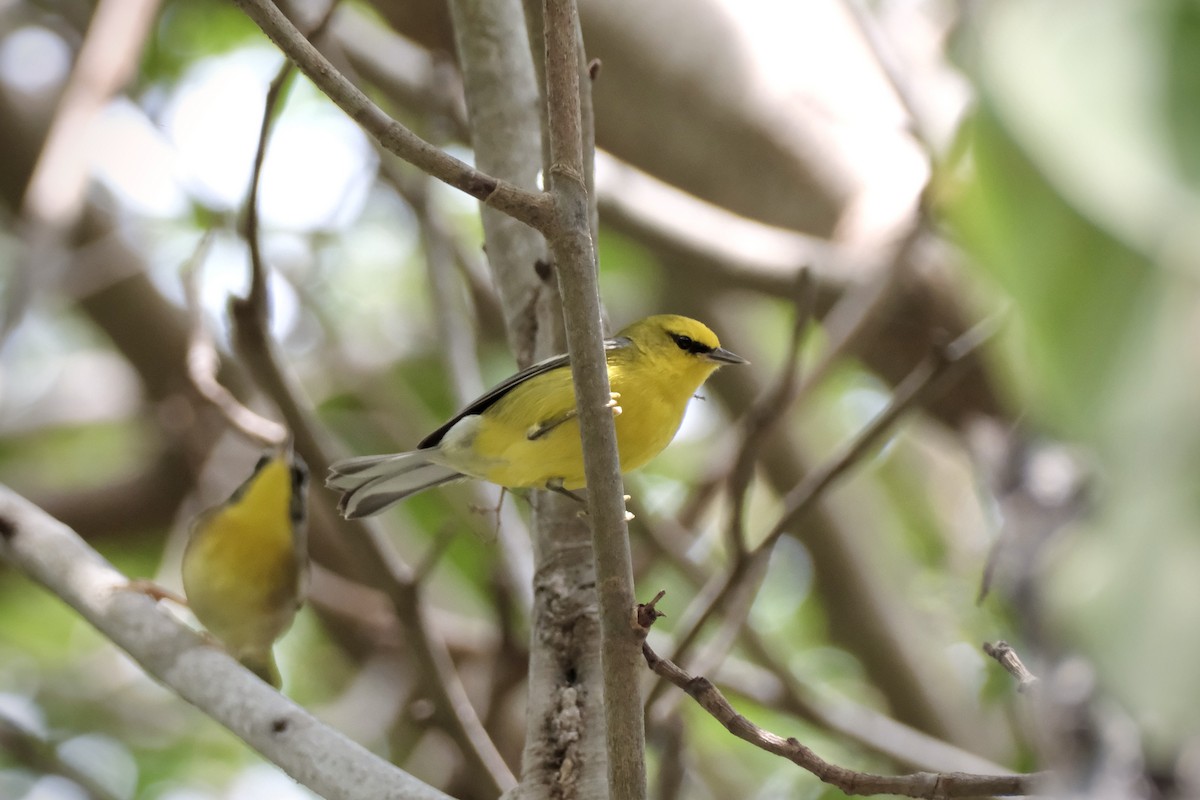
[328,314,747,518]
[182,452,308,688]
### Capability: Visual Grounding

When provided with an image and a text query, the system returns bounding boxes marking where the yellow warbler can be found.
[182,452,308,687]
[328,314,747,518]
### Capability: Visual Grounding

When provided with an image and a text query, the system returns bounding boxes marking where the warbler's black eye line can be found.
[669,331,713,355]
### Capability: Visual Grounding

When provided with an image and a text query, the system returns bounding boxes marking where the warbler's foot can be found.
[123,579,187,606]
[566,492,636,521]
[606,392,623,417]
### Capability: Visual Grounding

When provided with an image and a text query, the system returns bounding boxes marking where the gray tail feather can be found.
[326,452,464,518]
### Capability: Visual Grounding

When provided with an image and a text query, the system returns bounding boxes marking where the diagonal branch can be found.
[224,32,517,792]
[640,639,1044,798]
[983,641,1039,693]
[231,0,553,231]
[651,316,1000,694]
[0,713,124,800]
[0,486,453,800]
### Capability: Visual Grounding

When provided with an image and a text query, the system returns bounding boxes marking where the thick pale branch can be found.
[0,486,453,800]
[446,2,608,797]
[231,0,553,231]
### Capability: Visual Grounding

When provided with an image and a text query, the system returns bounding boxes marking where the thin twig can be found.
[651,316,999,693]
[224,14,517,791]
[542,0,648,794]
[182,232,287,447]
[239,0,342,321]
[231,0,552,231]
[634,500,1012,775]
[644,546,771,710]
[725,270,814,555]
[640,637,1043,797]
[983,641,1039,693]
[675,236,903,530]
[770,313,1000,553]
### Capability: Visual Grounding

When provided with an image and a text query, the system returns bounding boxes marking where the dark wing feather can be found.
[418,337,631,448]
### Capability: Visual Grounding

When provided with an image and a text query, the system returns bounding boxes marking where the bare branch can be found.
[724,274,814,554]
[640,638,1043,798]
[231,0,553,231]
[182,233,287,448]
[542,0,647,795]
[223,24,517,789]
[983,641,1040,693]
[767,313,1000,551]
[652,316,1000,692]
[0,713,123,800]
[634,509,1015,776]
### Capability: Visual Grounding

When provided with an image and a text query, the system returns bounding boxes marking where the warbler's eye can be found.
[670,332,712,355]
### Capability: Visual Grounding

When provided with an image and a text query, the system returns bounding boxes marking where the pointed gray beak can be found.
[707,347,749,365]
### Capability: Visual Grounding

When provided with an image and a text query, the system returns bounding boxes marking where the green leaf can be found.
[948,107,1153,435]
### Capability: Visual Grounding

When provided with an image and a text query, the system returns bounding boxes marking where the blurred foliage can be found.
[141,0,262,86]
[950,105,1155,435]
[949,0,1200,772]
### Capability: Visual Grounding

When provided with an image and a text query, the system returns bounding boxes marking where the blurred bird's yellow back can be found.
[182,452,308,688]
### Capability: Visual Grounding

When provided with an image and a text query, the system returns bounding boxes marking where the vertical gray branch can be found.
[447,0,551,366]
[541,0,648,797]
[447,2,608,798]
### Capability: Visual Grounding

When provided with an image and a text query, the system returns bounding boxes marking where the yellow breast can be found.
[182,462,303,655]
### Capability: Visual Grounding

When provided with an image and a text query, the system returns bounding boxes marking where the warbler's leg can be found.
[545,480,636,522]
[469,487,508,539]
[544,477,586,504]
[527,409,575,440]
[123,579,188,606]
[526,393,622,440]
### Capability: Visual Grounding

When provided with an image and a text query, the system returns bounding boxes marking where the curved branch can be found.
[231,0,553,231]
[651,316,1000,704]
[226,22,518,791]
[640,640,1043,798]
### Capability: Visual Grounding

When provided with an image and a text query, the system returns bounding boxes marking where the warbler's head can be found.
[230,451,309,530]
[617,315,748,376]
